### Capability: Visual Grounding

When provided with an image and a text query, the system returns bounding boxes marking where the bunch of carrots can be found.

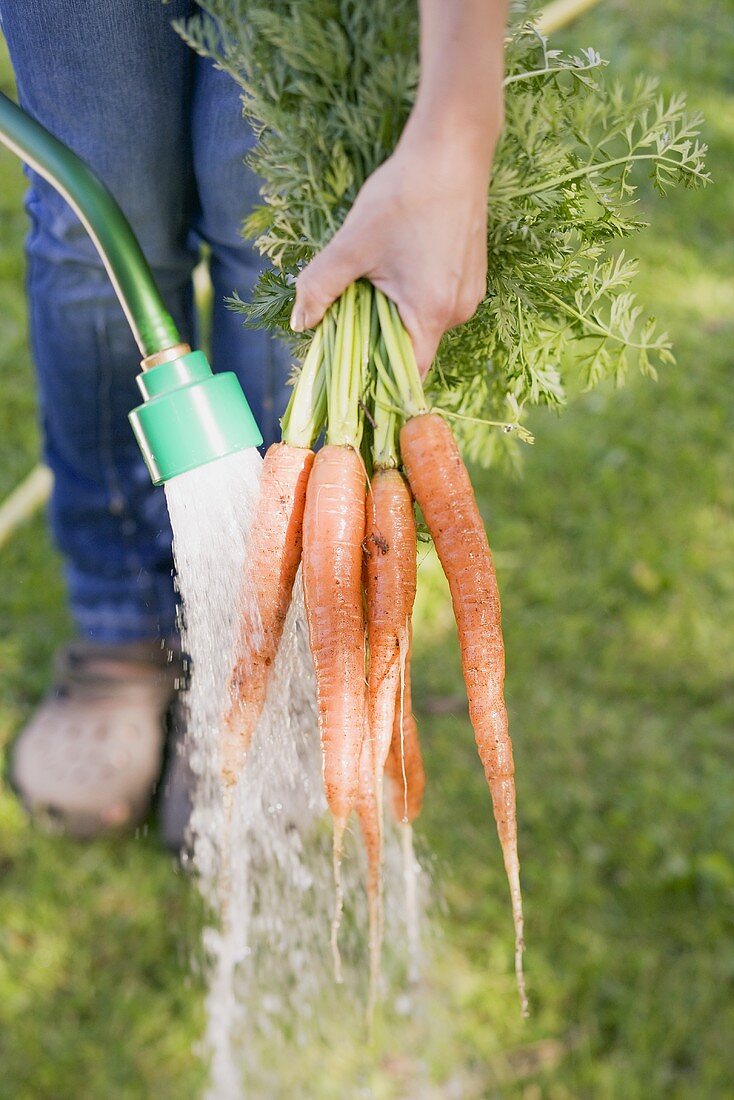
[223,280,527,1018]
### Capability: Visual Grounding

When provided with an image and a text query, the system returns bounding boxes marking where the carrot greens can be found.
[180,0,708,464]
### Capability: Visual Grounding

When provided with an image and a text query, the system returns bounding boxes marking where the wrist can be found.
[409,0,506,177]
[399,92,503,180]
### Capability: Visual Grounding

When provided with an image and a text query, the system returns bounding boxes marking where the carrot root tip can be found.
[505,856,528,1017]
[516,944,529,1019]
[330,818,347,985]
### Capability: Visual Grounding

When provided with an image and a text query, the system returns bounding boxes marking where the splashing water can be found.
[165,448,428,1098]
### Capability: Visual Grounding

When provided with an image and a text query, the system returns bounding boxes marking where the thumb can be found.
[291,227,366,332]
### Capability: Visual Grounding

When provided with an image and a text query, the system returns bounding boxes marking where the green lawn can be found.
[2,1,733,1096]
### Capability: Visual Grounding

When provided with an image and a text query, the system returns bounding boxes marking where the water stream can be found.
[165,448,427,1098]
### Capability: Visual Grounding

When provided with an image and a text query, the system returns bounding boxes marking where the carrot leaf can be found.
[179,0,709,466]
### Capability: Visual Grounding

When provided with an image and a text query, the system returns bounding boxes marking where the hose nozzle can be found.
[129,350,263,485]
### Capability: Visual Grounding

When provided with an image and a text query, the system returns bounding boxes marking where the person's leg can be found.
[190,54,291,448]
[1,0,197,834]
[0,0,198,643]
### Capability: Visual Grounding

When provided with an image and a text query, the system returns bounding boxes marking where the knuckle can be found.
[453,281,485,326]
[388,297,420,341]
[423,290,453,328]
[454,297,477,326]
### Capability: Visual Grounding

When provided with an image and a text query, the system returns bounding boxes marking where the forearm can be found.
[405,0,508,169]
[292,0,507,368]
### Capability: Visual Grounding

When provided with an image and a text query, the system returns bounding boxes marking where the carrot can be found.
[356,729,380,878]
[355,724,381,1022]
[400,411,528,1017]
[382,625,427,992]
[303,444,367,823]
[302,442,368,977]
[384,630,425,825]
[364,469,417,781]
[221,314,327,793]
[221,442,314,787]
[385,630,425,985]
[357,465,417,1017]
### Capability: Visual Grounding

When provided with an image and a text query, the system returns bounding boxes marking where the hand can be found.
[290,121,496,377]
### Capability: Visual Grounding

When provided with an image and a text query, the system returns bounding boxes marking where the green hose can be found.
[0,91,180,357]
[0,91,263,482]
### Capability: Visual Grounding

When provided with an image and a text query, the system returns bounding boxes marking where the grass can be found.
[1,1,733,1095]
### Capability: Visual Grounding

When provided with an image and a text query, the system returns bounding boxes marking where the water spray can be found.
[0,91,262,483]
[0,91,424,1088]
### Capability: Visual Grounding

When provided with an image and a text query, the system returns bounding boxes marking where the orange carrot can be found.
[355,724,381,1019]
[356,729,380,880]
[364,469,417,780]
[385,631,425,825]
[385,628,425,985]
[400,411,528,1016]
[302,443,368,975]
[356,466,417,1013]
[361,474,417,873]
[303,444,367,821]
[221,442,314,787]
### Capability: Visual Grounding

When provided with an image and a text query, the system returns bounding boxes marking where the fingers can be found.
[291,228,366,332]
[290,210,486,382]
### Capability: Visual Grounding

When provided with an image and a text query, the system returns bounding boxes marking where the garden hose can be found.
[0,91,262,483]
[0,90,179,359]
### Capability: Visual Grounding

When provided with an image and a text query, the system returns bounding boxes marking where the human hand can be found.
[289,119,497,377]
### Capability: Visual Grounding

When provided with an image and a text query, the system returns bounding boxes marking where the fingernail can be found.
[290,305,305,332]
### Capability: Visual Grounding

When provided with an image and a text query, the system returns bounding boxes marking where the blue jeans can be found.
[0,0,290,643]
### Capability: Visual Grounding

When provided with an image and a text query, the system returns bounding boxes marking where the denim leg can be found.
[190,56,292,449]
[0,0,198,642]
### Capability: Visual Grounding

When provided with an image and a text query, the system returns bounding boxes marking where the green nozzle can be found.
[129,351,263,485]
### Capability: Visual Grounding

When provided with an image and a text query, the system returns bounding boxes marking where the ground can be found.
[1,1,733,1096]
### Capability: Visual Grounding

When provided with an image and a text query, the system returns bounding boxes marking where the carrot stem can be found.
[327,283,364,448]
[371,337,402,410]
[372,370,398,470]
[359,280,372,382]
[374,289,427,418]
[281,317,328,448]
